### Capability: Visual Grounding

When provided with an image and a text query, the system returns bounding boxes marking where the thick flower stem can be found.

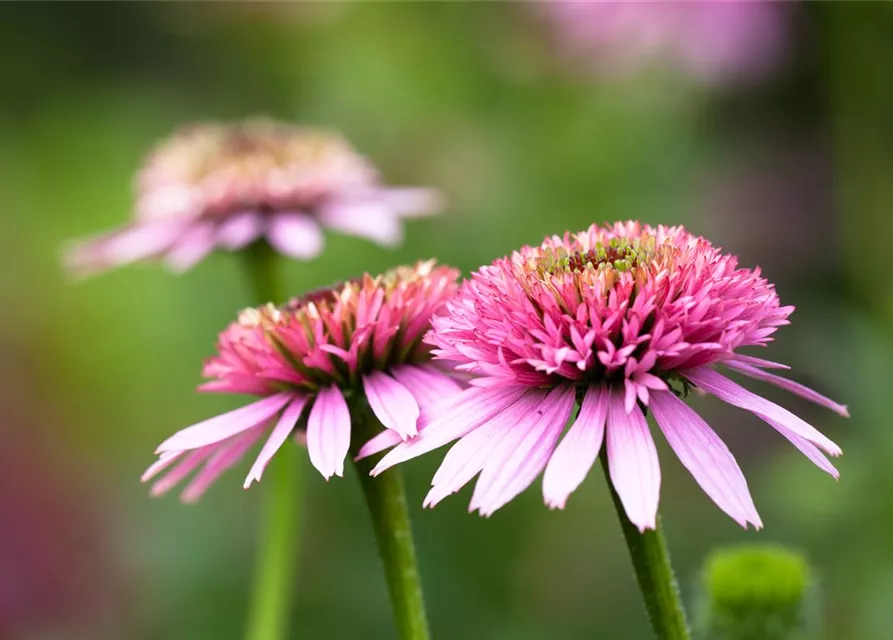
[600,450,692,640]
[351,410,431,640]
[242,242,305,640]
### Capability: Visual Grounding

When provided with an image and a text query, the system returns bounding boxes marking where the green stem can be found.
[351,409,431,640]
[600,450,691,640]
[242,242,305,640]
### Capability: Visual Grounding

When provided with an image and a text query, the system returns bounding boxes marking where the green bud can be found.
[695,544,818,640]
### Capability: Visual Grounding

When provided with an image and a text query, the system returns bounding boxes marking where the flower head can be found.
[543,1,787,85]
[366,222,846,529]
[66,120,443,275]
[143,260,461,501]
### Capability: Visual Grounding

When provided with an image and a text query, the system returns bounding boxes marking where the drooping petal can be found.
[141,451,184,483]
[542,384,609,509]
[150,447,216,497]
[390,364,463,412]
[378,187,445,218]
[217,211,264,250]
[606,390,661,532]
[424,389,546,508]
[65,220,186,275]
[649,389,762,529]
[371,386,527,476]
[266,212,324,260]
[182,428,265,503]
[763,417,839,479]
[363,372,421,439]
[470,385,576,516]
[354,428,404,461]
[723,360,849,417]
[684,367,842,456]
[156,392,294,453]
[244,395,310,488]
[319,201,403,247]
[727,354,790,370]
[306,386,352,480]
[165,222,217,272]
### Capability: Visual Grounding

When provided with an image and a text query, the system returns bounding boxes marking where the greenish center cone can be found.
[695,544,817,640]
[538,238,657,276]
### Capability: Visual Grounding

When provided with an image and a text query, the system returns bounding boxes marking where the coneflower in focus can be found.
[366,222,846,529]
[143,260,461,500]
[65,119,443,275]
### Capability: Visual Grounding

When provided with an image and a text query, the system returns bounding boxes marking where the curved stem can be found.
[242,243,305,640]
[600,450,691,640]
[351,410,431,640]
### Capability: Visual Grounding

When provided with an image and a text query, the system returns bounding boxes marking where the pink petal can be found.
[723,360,849,417]
[764,417,839,479]
[244,395,310,488]
[354,428,404,461]
[371,386,528,476]
[650,389,762,529]
[542,385,609,509]
[727,354,790,370]
[156,392,294,453]
[216,211,264,250]
[470,386,576,516]
[606,390,661,532]
[165,222,217,272]
[150,447,215,497]
[182,429,265,503]
[390,364,463,412]
[306,386,351,480]
[684,367,842,456]
[65,221,186,275]
[363,372,421,439]
[266,212,324,260]
[377,187,445,218]
[141,451,184,483]
[319,201,403,247]
[424,389,546,508]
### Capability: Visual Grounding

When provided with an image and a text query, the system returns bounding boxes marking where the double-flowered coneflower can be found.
[365,222,846,529]
[143,260,460,501]
[66,119,442,275]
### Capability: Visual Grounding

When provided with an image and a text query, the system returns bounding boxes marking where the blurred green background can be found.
[1,3,891,639]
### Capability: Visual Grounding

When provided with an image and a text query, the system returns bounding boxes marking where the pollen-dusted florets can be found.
[428,221,793,404]
[204,260,461,396]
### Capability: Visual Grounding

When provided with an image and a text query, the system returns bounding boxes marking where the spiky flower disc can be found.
[66,119,443,275]
[143,260,461,501]
[366,222,846,528]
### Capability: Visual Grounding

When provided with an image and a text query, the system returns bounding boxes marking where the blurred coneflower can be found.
[366,222,846,529]
[65,119,443,275]
[143,260,461,500]
[542,1,787,85]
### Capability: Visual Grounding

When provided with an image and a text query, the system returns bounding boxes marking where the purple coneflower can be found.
[66,120,442,275]
[543,1,787,85]
[143,260,460,501]
[365,222,846,530]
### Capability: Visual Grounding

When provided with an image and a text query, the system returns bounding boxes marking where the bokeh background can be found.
[1,2,891,639]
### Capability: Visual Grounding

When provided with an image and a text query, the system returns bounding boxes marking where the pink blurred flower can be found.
[66,120,443,275]
[544,1,787,84]
[144,260,461,500]
[363,222,846,529]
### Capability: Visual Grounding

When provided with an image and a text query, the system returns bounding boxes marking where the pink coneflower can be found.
[66,120,443,275]
[364,222,846,529]
[143,260,461,501]
[543,1,787,85]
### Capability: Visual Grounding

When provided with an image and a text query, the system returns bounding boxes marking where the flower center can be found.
[538,239,655,276]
